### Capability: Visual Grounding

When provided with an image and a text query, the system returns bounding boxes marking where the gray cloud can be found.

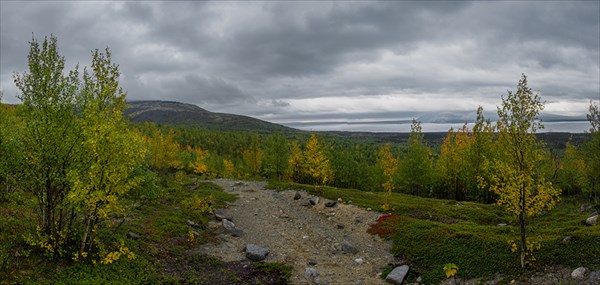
[1,1,598,129]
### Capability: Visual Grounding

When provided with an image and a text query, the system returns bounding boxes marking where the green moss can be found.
[54,257,157,285]
[253,262,293,281]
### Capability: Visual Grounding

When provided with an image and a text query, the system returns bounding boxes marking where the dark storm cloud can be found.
[162,74,246,105]
[1,1,598,125]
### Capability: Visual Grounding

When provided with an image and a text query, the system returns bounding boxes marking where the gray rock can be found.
[222,219,236,231]
[355,217,362,223]
[325,201,337,207]
[294,192,302,200]
[245,244,269,261]
[310,196,320,205]
[497,223,508,227]
[592,211,599,216]
[562,235,573,244]
[187,220,201,228]
[230,228,244,237]
[588,271,600,283]
[385,265,409,285]
[585,215,598,226]
[222,219,243,236]
[341,242,358,254]
[571,267,587,280]
[186,184,197,190]
[354,257,363,265]
[126,232,140,240]
[207,221,221,229]
[214,209,233,221]
[304,267,319,278]
[300,200,311,207]
[307,258,317,265]
[580,204,592,212]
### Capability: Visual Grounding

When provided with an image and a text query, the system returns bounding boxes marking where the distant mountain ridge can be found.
[125,100,295,133]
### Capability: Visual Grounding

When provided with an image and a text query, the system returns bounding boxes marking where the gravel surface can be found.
[200,179,394,285]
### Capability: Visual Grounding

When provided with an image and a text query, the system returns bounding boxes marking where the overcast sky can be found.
[1,1,599,129]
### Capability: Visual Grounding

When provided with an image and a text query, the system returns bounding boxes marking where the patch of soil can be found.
[199,179,395,285]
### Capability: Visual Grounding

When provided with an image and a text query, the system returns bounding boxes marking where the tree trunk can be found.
[519,211,527,268]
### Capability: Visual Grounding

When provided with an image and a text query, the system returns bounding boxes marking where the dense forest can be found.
[1,36,599,284]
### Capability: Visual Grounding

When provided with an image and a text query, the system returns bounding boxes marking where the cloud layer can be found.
[1,1,598,129]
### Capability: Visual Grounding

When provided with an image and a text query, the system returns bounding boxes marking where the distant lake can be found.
[286,121,593,133]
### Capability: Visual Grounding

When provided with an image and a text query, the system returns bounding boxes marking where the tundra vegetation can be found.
[1,36,599,284]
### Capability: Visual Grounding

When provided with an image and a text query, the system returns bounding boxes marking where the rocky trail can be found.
[199,179,395,285]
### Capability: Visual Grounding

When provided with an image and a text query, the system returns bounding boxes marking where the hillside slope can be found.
[125,100,296,133]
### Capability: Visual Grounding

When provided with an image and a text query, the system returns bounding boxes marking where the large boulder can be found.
[585,215,598,226]
[385,265,409,284]
[245,244,269,261]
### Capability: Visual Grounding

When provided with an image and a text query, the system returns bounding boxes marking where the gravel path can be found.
[200,179,394,285]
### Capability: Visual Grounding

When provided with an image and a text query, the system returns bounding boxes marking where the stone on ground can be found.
[309,196,320,205]
[585,215,598,226]
[342,242,358,254]
[385,265,409,284]
[187,219,201,228]
[126,232,140,240]
[571,267,587,280]
[588,271,600,283]
[245,244,269,261]
[304,267,319,278]
[223,219,244,236]
[213,209,234,221]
